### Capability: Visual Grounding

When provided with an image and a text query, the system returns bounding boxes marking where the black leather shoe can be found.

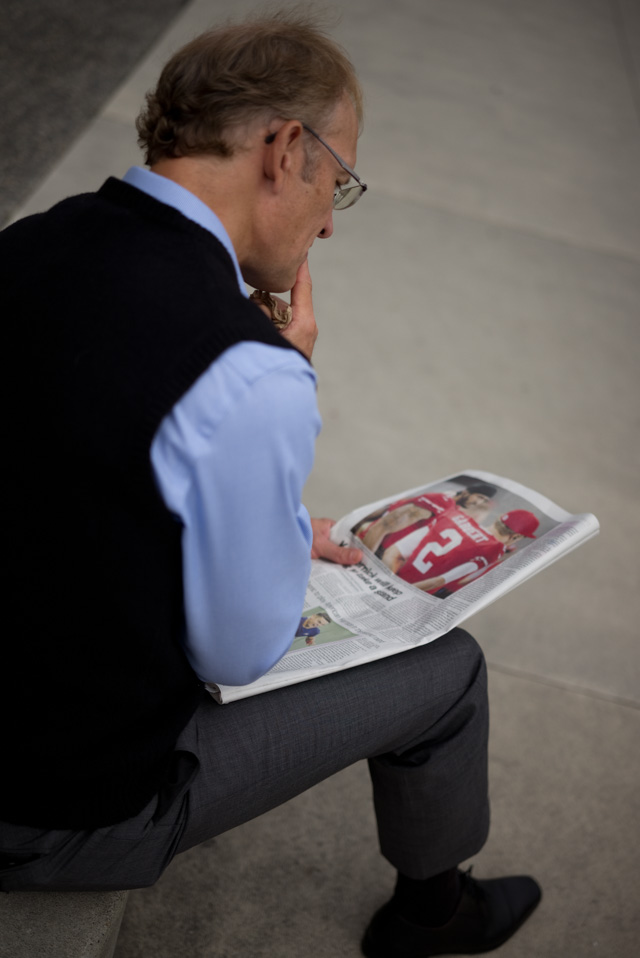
[361,869,542,957]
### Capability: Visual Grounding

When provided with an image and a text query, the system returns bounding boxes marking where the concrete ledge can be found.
[0,889,129,958]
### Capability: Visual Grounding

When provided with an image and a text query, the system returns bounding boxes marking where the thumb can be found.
[313,537,363,565]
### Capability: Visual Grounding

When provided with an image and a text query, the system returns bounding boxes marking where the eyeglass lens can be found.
[334,184,365,210]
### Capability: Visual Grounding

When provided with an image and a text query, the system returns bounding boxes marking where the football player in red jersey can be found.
[354,483,497,555]
[383,509,539,594]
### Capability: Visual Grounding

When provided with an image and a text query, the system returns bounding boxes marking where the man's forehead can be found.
[324,95,359,161]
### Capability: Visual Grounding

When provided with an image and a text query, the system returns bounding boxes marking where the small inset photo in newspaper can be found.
[351,473,557,600]
[290,606,356,649]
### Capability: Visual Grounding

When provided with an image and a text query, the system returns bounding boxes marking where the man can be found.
[383,509,539,596]
[1,13,540,956]
[295,611,332,644]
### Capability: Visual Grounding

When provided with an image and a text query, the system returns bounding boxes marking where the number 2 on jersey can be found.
[412,529,463,574]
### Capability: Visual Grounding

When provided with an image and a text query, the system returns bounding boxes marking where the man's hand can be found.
[310,518,363,565]
[282,258,317,359]
[252,259,318,360]
[381,544,404,574]
[277,259,319,360]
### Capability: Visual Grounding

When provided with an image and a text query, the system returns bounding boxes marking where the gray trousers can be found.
[0,629,489,892]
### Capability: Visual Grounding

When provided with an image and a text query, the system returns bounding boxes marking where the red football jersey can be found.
[373,492,456,552]
[395,510,504,585]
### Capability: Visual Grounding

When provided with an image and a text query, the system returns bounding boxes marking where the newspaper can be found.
[207,470,599,703]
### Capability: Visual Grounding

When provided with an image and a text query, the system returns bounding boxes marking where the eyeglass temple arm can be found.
[301,124,366,189]
[264,126,366,191]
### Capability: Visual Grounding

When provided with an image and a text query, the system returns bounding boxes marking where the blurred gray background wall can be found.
[0,0,190,226]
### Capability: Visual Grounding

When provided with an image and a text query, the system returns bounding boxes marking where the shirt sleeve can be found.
[150,341,321,687]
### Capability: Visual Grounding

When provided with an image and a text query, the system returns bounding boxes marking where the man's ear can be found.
[263,120,305,191]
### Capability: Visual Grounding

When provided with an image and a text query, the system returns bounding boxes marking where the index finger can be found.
[291,258,312,310]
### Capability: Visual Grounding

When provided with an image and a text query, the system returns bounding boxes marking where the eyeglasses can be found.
[302,124,367,210]
[265,123,368,210]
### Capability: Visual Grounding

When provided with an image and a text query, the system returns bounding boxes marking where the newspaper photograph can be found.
[208,470,599,703]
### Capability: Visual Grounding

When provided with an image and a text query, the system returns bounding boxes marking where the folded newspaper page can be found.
[207,470,599,703]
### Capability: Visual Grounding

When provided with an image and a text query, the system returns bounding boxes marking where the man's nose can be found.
[318,212,334,239]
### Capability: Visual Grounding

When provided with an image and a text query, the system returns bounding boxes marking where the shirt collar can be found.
[122,166,247,297]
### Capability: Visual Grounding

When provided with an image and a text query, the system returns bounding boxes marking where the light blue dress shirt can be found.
[122,168,321,687]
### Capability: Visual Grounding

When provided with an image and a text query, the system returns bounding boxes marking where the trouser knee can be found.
[410,627,487,711]
[445,627,487,688]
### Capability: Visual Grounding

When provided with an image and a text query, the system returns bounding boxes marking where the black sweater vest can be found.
[1,178,300,827]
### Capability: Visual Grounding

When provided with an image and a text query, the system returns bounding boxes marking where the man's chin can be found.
[242,274,292,295]
[241,261,301,295]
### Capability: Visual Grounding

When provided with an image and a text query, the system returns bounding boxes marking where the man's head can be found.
[137,11,364,292]
[454,483,497,520]
[303,612,331,629]
[136,12,363,167]
[491,510,539,547]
